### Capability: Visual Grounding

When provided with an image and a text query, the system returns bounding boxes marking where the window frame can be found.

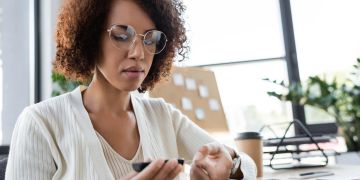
[191,0,338,136]
[279,0,337,135]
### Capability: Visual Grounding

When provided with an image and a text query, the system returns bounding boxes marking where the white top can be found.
[95,132,144,179]
[5,86,257,180]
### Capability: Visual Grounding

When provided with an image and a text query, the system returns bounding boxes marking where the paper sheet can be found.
[208,99,220,111]
[185,78,196,91]
[172,73,184,86]
[198,85,209,98]
[181,97,193,110]
[195,108,205,120]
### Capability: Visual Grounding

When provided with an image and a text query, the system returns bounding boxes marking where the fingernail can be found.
[171,159,177,166]
[195,152,203,160]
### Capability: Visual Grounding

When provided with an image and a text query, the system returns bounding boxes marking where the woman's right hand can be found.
[122,159,183,180]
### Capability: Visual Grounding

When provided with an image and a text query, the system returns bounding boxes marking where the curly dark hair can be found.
[54,0,188,92]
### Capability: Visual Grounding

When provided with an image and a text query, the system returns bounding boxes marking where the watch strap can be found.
[229,152,244,179]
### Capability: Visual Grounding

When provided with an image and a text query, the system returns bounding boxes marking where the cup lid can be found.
[235,132,262,140]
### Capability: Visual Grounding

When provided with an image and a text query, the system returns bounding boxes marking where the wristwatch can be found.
[229,152,244,179]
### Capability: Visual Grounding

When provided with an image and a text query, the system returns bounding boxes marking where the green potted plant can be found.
[51,72,82,96]
[264,59,360,151]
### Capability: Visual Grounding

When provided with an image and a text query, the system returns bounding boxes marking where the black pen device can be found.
[132,159,185,172]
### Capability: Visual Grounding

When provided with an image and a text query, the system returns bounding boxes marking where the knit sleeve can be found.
[163,102,215,160]
[5,107,56,180]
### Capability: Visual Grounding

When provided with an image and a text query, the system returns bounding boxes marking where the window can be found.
[291,0,360,125]
[181,0,293,138]
[182,0,285,66]
[205,60,293,136]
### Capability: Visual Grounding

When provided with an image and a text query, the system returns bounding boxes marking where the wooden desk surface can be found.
[259,164,360,179]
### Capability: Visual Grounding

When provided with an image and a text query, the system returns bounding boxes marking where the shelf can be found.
[263,135,332,146]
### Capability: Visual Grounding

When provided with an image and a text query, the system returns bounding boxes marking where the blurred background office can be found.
[1,0,360,154]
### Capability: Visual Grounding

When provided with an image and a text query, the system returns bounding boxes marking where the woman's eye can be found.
[112,34,129,41]
[144,39,155,45]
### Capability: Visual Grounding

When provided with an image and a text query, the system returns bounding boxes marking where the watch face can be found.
[231,158,237,172]
[230,157,243,179]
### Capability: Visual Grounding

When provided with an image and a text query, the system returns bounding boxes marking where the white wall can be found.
[40,0,61,100]
[2,0,31,144]
[1,0,61,144]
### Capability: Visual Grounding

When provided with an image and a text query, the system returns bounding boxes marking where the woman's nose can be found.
[128,36,145,61]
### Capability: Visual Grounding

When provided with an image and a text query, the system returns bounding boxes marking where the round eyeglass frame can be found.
[106,24,168,55]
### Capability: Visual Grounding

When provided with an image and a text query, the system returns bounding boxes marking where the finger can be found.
[198,145,209,156]
[193,151,205,162]
[194,152,232,176]
[190,165,210,180]
[193,155,209,171]
[194,143,230,177]
[167,164,183,179]
[193,146,209,169]
[135,159,164,179]
[205,143,222,156]
[194,151,233,180]
[194,145,210,163]
[153,159,179,180]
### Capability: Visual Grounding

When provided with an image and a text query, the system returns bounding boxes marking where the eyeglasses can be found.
[107,24,168,55]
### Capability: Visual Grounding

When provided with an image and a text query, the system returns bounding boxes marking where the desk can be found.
[259,164,360,179]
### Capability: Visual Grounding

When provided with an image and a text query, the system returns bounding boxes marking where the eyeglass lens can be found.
[108,25,167,54]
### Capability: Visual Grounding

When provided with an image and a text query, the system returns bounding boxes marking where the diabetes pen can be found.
[298,171,334,179]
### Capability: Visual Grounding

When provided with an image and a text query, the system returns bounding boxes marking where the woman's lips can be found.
[123,66,144,72]
[123,71,144,78]
[122,67,145,78]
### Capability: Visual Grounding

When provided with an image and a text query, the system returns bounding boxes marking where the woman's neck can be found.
[82,74,132,116]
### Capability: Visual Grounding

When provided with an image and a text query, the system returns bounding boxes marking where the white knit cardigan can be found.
[5,87,256,180]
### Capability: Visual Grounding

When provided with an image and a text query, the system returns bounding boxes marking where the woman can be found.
[6,0,256,179]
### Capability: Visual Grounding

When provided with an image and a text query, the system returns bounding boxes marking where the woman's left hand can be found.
[190,142,233,180]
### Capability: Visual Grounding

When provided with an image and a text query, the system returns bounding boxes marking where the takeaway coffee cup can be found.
[235,132,263,177]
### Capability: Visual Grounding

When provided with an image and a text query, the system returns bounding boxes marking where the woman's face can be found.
[96,0,156,92]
